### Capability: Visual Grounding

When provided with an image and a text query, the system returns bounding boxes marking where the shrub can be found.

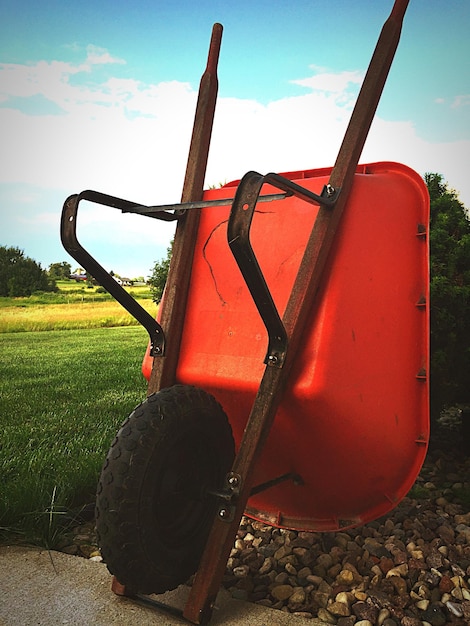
[426,173,470,417]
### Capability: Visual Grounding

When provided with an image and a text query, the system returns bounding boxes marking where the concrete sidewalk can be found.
[0,546,326,626]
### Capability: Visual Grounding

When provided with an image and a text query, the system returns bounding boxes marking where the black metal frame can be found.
[228,171,339,367]
[60,180,335,366]
[61,192,166,357]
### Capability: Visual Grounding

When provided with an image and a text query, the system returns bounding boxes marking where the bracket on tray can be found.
[60,192,166,357]
[228,171,339,368]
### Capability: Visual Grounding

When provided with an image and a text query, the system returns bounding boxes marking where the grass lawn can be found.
[0,326,149,546]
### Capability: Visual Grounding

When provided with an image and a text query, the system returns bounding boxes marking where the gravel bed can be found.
[62,411,469,626]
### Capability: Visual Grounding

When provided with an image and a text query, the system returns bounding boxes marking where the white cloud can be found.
[452,94,470,109]
[207,91,470,209]
[0,47,125,115]
[84,44,125,67]
[0,50,201,207]
[363,121,470,206]
[292,69,364,97]
[1,49,469,275]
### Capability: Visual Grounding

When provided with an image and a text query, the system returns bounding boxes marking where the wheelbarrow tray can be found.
[143,160,429,532]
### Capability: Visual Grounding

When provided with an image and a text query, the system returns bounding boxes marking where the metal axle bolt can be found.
[227,475,239,487]
[218,508,229,519]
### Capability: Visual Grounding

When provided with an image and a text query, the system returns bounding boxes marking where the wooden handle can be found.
[181,22,223,203]
[330,0,409,193]
[148,23,223,394]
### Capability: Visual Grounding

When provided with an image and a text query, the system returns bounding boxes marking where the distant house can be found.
[70,273,87,281]
[113,276,133,286]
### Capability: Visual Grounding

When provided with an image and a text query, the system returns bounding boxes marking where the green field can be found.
[0,283,154,546]
[0,281,156,333]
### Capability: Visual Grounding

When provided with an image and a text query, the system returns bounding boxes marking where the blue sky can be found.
[1,0,469,278]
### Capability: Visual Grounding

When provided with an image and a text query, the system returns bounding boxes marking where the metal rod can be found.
[134,595,184,619]
[250,472,303,496]
[121,192,289,216]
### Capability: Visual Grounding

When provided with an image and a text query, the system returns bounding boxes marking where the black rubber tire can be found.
[95,385,235,594]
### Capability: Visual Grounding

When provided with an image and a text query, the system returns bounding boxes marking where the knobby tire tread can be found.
[95,384,234,594]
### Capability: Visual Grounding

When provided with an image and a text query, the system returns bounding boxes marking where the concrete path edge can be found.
[0,546,328,626]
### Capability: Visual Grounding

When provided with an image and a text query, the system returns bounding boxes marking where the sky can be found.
[1,0,469,279]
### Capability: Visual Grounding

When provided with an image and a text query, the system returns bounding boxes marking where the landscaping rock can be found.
[60,412,470,625]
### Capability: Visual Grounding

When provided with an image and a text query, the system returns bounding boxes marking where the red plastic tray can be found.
[143,162,429,531]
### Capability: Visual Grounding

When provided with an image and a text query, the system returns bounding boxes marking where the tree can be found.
[48,261,72,281]
[148,242,172,303]
[0,246,57,296]
[426,173,470,417]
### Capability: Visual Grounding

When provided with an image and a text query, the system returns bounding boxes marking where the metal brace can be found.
[207,472,242,523]
[228,171,340,368]
[60,193,166,357]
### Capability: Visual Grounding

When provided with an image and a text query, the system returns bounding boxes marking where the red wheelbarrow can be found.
[61,2,429,623]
